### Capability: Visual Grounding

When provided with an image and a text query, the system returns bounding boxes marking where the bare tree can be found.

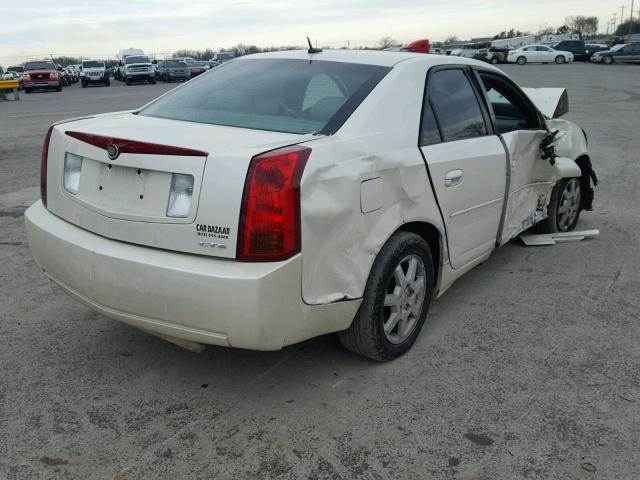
[444,35,459,44]
[565,15,598,37]
[376,36,400,49]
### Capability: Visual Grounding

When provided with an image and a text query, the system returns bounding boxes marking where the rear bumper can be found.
[25,201,359,350]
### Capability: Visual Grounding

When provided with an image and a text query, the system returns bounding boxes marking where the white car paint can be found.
[507,45,574,64]
[25,50,591,354]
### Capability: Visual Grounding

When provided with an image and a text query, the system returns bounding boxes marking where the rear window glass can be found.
[140,59,390,135]
[165,60,186,67]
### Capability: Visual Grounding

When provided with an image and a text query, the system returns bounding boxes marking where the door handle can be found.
[445,169,463,187]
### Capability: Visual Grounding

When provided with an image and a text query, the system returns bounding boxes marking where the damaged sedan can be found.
[25,50,596,361]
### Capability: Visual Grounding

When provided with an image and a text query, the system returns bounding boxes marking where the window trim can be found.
[418,65,494,147]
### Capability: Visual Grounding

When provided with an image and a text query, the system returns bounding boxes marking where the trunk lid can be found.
[45,112,313,258]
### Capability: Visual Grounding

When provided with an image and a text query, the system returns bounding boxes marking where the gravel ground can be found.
[1,63,639,479]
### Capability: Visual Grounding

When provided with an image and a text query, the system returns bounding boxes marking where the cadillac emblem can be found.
[107,143,119,160]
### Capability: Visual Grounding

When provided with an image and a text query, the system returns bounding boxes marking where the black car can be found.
[553,40,587,61]
[157,59,190,82]
[585,44,610,60]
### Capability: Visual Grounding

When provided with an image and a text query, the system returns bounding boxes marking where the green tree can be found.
[615,19,640,36]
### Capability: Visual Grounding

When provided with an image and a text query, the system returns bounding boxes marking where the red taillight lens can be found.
[40,125,54,207]
[238,145,311,262]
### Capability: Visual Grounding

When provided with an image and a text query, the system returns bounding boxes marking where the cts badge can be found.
[107,143,119,160]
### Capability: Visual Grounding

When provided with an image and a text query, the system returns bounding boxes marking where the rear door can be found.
[475,70,553,244]
[537,46,554,62]
[419,67,507,269]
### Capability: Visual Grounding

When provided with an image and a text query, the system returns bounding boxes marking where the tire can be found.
[149,76,156,84]
[555,55,566,64]
[516,56,527,65]
[56,86,62,92]
[125,78,131,86]
[104,78,110,86]
[338,232,434,361]
[490,56,500,64]
[25,88,32,94]
[532,178,582,234]
[603,56,613,65]
[81,80,87,88]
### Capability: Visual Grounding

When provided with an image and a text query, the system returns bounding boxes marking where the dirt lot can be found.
[1,63,639,479]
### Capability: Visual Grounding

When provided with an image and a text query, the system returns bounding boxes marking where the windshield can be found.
[165,60,186,68]
[140,59,390,135]
[82,61,103,68]
[125,56,150,64]
[24,62,55,71]
[610,44,626,51]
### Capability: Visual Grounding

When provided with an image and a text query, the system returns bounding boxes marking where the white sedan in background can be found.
[26,50,596,361]
[507,45,574,65]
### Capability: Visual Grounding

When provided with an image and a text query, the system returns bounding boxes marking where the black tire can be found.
[490,56,500,64]
[150,76,156,84]
[338,232,434,361]
[104,78,110,86]
[81,80,87,88]
[56,86,62,92]
[516,56,527,65]
[125,78,131,86]
[603,56,613,65]
[532,178,582,234]
[25,88,32,94]
[555,55,566,64]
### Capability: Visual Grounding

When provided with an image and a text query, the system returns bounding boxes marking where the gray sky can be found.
[0,0,625,66]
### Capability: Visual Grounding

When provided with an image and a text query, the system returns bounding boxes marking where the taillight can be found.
[40,125,54,207]
[237,145,311,262]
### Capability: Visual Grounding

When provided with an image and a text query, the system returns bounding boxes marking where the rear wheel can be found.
[555,55,566,64]
[516,56,527,65]
[532,178,582,234]
[490,56,500,64]
[338,232,434,361]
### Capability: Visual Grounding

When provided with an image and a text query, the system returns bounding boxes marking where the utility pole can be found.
[612,12,618,34]
[630,0,635,36]
[620,5,626,28]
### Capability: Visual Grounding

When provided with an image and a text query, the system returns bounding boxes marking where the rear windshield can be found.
[125,56,149,64]
[24,62,55,70]
[165,60,186,67]
[82,61,103,68]
[140,59,390,135]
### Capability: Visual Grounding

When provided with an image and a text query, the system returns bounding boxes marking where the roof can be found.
[238,49,493,69]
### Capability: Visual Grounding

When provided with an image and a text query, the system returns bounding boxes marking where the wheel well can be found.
[398,222,442,283]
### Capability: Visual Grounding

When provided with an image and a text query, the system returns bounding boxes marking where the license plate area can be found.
[61,154,205,224]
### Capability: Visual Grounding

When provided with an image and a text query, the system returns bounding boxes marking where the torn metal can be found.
[520,229,600,246]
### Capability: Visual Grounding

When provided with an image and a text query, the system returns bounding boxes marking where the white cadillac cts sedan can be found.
[26,50,596,361]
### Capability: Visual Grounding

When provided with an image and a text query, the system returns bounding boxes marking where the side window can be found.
[524,46,535,51]
[537,46,550,52]
[420,99,441,146]
[480,73,541,134]
[428,69,487,142]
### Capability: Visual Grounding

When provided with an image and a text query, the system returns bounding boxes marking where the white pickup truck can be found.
[80,60,109,87]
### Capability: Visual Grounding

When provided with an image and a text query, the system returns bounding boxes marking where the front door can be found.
[476,71,554,244]
[419,67,507,269]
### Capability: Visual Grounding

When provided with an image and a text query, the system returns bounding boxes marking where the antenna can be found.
[307,37,323,54]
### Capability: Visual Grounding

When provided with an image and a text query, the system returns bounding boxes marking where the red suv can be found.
[22,60,63,93]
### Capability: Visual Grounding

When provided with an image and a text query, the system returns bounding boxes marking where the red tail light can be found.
[237,145,311,262]
[40,126,54,207]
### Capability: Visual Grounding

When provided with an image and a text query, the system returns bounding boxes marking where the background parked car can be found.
[22,60,63,93]
[157,59,190,82]
[80,60,110,87]
[591,43,640,64]
[507,45,574,65]
[584,44,609,61]
[2,71,23,89]
[174,57,207,77]
[552,40,586,61]
[56,65,70,87]
[119,55,155,85]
